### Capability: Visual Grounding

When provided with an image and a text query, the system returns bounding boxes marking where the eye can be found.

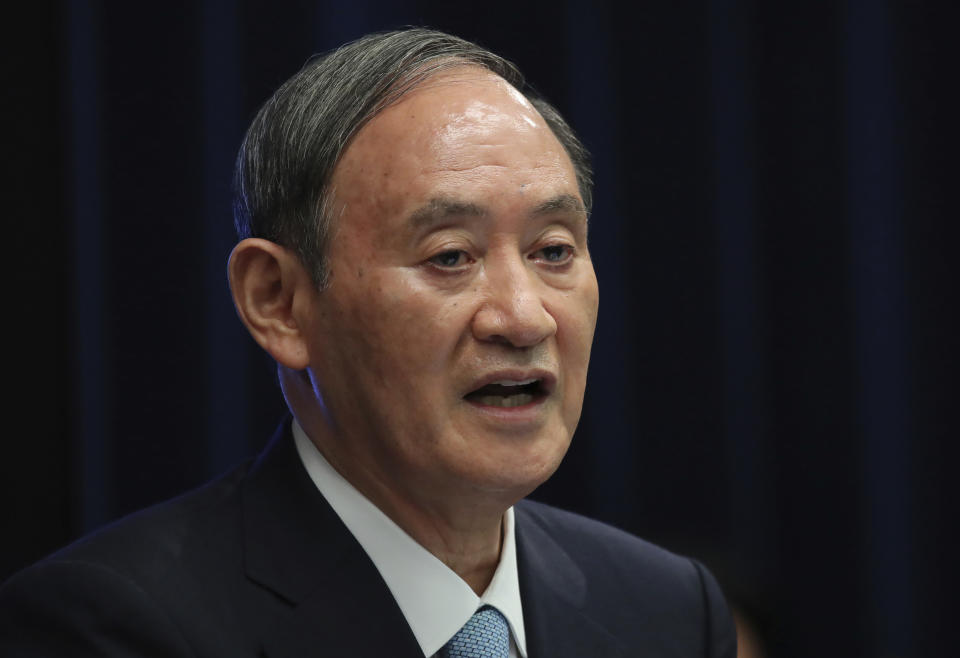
[531,244,574,265]
[428,249,472,269]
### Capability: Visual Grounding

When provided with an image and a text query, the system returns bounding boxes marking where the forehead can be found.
[329,68,577,213]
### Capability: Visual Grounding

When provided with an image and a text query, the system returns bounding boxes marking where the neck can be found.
[323,433,507,594]
[283,369,508,594]
[392,502,505,595]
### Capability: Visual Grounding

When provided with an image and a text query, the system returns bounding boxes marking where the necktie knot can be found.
[440,606,510,658]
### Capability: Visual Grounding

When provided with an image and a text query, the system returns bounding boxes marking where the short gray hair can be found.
[233,28,593,289]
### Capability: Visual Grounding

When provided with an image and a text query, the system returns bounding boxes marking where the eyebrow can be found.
[407,197,488,228]
[529,194,587,218]
[407,193,587,229]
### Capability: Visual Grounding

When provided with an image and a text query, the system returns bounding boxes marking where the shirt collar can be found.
[292,420,527,657]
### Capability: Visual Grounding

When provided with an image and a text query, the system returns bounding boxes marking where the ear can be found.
[228,238,314,370]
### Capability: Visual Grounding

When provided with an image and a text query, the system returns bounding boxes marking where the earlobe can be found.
[228,238,312,370]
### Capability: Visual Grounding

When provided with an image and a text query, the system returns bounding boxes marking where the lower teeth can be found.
[476,393,535,408]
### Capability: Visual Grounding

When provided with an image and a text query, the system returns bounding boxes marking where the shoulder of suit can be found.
[514,499,736,657]
[516,498,684,558]
[7,460,253,590]
[515,498,703,590]
[0,462,263,656]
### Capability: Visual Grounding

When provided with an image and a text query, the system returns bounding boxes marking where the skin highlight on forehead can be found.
[429,87,561,175]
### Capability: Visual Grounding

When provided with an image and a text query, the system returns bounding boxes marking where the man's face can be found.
[301,69,599,507]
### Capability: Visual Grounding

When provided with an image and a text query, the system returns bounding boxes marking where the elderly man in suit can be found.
[0,29,735,657]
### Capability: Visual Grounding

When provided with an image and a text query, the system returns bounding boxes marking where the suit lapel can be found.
[240,421,423,658]
[515,504,626,658]
[259,551,423,657]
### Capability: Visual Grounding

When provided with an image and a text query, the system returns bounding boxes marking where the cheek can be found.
[557,282,600,353]
[554,283,599,415]
[340,272,467,379]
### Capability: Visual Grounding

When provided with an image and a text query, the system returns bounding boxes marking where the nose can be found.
[471,254,557,348]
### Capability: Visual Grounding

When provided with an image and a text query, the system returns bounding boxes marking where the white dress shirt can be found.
[292,420,527,658]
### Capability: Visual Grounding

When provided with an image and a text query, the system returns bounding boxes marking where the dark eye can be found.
[533,244,574,264]
[429,250,470,268]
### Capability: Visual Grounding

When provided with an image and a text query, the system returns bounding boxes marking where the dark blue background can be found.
[6,1,957,656]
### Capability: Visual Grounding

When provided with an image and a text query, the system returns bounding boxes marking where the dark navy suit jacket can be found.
[0,423,736,657]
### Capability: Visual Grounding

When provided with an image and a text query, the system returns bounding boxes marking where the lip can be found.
[461,368,557,424]
[464,368,557,397]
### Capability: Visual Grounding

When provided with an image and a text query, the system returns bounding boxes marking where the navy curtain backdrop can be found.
[6,1,957,656]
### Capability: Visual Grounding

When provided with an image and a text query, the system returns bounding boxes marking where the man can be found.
[0,29,735,657]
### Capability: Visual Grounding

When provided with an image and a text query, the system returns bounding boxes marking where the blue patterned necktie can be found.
[440,606,510,658]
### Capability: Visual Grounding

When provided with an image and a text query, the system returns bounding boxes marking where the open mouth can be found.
[463,378,548,408]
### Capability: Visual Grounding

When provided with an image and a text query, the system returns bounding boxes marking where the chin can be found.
[465,433,571,498]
